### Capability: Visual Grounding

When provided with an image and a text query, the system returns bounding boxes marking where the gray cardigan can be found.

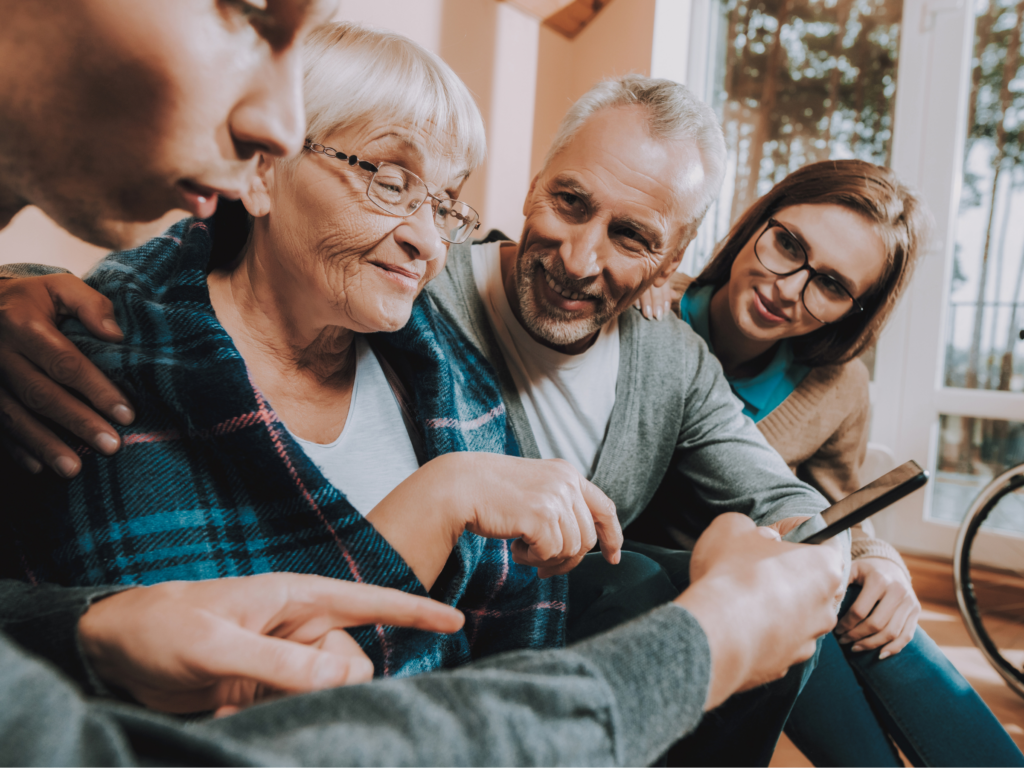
[426,242,831,530]
[1,580,708,766]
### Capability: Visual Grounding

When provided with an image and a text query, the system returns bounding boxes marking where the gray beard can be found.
[514,254,617,348]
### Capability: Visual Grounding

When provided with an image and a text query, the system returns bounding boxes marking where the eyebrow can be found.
[369,131,471,198]
[776,218,858,294]
[550,175,665,251]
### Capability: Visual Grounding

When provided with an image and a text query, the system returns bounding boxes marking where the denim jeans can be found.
[568,541,816,767]
[785,585,1024,767]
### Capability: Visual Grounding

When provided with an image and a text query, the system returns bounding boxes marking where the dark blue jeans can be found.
[568,542,816,767]
[785,585,1024,767]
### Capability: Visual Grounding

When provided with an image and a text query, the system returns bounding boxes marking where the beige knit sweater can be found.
[672,274,909,577]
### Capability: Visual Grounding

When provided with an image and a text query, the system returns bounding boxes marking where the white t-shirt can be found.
[472,242,619,476]
[289,336,421,516]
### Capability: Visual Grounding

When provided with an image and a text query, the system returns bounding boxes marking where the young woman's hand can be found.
[632,281,675,320]
[0,274,131,476]
[367,453,622,587]
[834,557,921,659]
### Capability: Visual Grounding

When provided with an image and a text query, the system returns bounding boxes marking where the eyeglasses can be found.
[753,217,864,324]
[304,141,481,245]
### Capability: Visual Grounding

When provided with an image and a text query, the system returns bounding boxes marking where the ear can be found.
[523,174,540,217]
[653,241,689,287]
[241,154,274,218]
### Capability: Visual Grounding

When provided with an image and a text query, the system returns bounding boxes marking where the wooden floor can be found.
[770,557,1024,767]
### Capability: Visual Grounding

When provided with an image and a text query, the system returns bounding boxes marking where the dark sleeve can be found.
[0,579,129,694]
[1,604,710,767]
[0,263,72,278]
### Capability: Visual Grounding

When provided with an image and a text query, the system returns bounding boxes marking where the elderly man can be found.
[424,74,848,765]
[0,23,844,760]
[431,77,833,543]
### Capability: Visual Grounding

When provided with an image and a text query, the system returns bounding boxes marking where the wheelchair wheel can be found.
[954,464,1024,700]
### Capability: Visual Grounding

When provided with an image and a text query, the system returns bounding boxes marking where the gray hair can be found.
[544,75,726,234]
[300,22,486,171]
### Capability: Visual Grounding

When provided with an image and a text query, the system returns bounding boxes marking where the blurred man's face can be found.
[511,105,706,353]
[0,0,335,249]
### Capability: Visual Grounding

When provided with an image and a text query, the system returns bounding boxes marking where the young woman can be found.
[638,159,1024,766]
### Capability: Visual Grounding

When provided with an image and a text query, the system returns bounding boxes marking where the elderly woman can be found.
[0,22,620,679]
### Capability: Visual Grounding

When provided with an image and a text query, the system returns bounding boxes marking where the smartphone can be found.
[782,460,929,545]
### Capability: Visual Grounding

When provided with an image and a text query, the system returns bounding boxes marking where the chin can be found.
[60,211,176,252]
[370,305,416,333]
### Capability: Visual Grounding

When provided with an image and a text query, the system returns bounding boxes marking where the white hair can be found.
[300,22,486,171]
[544,75,726,232]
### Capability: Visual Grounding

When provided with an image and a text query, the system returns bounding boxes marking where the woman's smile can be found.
[370,260,424,293]
[752,288,788,324]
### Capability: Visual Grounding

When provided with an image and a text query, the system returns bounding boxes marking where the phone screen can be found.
[783,460,929,545]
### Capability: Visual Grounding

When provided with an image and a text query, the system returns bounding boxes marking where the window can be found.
[686,0,904,274]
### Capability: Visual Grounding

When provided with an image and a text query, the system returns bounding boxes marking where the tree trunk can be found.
[998,222,1024,391]
[825,0,855,151]
[743,0,791,213]
[966,2,998,171]
[985,180,1014,387]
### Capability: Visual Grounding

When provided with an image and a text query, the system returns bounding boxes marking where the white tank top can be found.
[289,336,421,516]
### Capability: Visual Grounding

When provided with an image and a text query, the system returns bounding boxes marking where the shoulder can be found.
[798,357,869,406]
[619,308,722,393]
[669,272,696,296]
[84,216,207,300]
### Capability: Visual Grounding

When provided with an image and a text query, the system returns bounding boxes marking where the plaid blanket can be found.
[1,216,566,677]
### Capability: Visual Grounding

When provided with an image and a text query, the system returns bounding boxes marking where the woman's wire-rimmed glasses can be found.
[753,217,865,324]
[304,141,481,245]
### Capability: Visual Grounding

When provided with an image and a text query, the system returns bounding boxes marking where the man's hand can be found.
[77,573,465,715]
[675,514,844,711]
[0,274,131,477]
[766,515,851,607]
[367,453,622,588]
[835,557,921,659]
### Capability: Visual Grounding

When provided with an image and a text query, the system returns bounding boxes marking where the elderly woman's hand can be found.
[367,453,622,588]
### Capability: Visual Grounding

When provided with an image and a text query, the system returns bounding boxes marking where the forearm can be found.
[365,455,464,590]
[204,603,709,767]
[674,344,829,527]
[0,579,130,694]
[3,601,710,767]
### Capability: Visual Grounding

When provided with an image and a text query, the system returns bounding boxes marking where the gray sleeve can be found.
[0,263,72,278]
[1,604,710,767]
[673,333,830,527]
[0,579,129,694]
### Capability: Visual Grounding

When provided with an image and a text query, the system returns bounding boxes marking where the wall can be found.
[531,0,658,177]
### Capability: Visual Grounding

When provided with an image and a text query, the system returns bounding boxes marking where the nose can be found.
[228,49,306,160]
[559,221,604,281]
[393,201,446,264]
[775,268,810,305]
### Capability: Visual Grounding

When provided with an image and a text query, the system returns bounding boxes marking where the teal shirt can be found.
[678,284,811,424]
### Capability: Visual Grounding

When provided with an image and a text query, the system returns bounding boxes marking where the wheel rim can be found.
[954,465,1024,699]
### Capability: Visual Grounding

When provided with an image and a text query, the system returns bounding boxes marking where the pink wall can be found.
[531,0,658,178]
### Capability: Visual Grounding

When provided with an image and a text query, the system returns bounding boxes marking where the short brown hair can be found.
[695,159,931,367]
